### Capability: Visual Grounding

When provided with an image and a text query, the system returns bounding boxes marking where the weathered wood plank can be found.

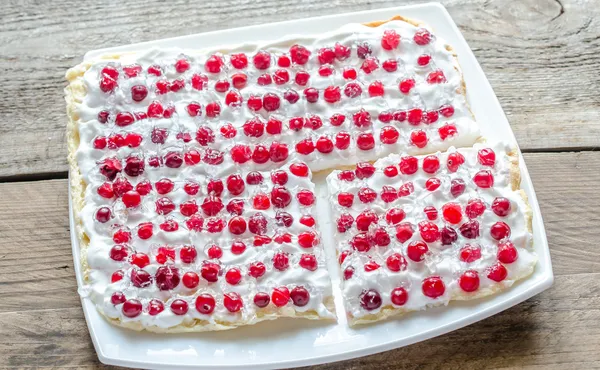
[0,151,598,314]
[0,0,599,177]
[0,273,598,369]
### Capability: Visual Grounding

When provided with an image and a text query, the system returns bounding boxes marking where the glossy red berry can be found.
[422,276,445,298]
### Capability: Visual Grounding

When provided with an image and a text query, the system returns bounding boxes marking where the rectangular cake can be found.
[326,143,537,325]
[65,15,487,332]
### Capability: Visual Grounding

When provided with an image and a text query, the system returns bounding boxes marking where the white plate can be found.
[70,3,553,369]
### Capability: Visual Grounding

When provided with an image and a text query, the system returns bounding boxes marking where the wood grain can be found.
[1,0,600,178]
[0,151,598,369]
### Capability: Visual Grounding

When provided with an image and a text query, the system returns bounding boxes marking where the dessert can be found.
[326,143,537,325]
[65,14,520,332]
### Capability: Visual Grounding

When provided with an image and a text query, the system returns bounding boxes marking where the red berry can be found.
[296,138,315,155]
[298,231,318,248]
[205,54,224,73]
[473,170,494,188]
[387,253,408,272]
[130,268,151,287]
[422,276,445,298]
[399,156,418,174]
[382,59,398,72]
[249,262,266,278]
[253,292,270,308]
[171,299,188,315]
[273,69,290,84]
[424,206,438,220]
[447,152,465,172]
[290,286,310,307]
[111,270,124,283]
[182,272,199,289]
[335,131,351,150]
[492,197,511,217]
[439,123,458,140]
[318,65,333,76]
[399,78,415,94]
[427,70,446,84]
[195,294,216,314]
[201,262,220,282]
[231,241,246,255]
[414,28,432,45]
[271,186,292,208]
[441,226,458,245]
[336,213,354,233]
[317,47,336,64]
[337,170,355,182]
[205,102,221,118]
[342,67,357,80]
[155,266,180,290]
[355,210,378,232]
[419,221,440,243]
[459,270,480,292]
[109,245,128,261]
[417,54,431,66]
[283,89,300,104]
[498,240,518,263]
[410,130,428,148]
[290,162,309,177]
[304,88,319,103]
[294,70,310,86]
[214,79,230,92]
[248,213,268,235]
[361,56,379,74]
[386,208,406,225]
[122,191,141,208]
[357,187,377,203]
[450,178,466,198]
[335,42,351,60]
[324,86,341,103]
[407,241,429,262]
[391,287,408,306]
[297,189,315,206]
[368,81,385,97]
[355,162,375,179]
[269,142,289,162]
[487,263,508,282]
[491,221,511,240]
[465,198,486,218]
[343,82,362,99]
[228,216,247,235]
[299,254,318,271]
[148,299,164,316]
[121,299,143,318]
[442,202,462,224]
[272,287,290,307]
[290,44,311,65]
[478,148,496,166]
[225,268,242,285]
[263,93,281,111]
[460,220,480,239]
[395,223,414,243]
[130,252,150,268]
[459,244,482,263]
[231,73,248,89]
[137,222,153,240]
[381,29,400,50]
[380,186,398,203]
[356,133,375,150]
[230,53,248,69]
[273,253,289,271]
[251,145,270,164]
[383,165,398,177]
[359,289,382,310]
[407,108,423,125]
[380,126,399,144]
[350,233,371,252]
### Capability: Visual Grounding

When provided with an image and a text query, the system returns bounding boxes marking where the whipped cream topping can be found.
[326,143,536,319]
[80,161,334,328]
[70,18,486,329]
[75,19,479,184]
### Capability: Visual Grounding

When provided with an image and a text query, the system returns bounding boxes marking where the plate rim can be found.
[69,2,554,369]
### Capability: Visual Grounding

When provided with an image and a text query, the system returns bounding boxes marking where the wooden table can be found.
[1,0,599,368]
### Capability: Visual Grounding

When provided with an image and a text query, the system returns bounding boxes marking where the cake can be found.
[326,143,536,324]
[65,15,531,331]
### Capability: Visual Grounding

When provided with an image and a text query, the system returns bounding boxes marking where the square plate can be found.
[69,3,553,369]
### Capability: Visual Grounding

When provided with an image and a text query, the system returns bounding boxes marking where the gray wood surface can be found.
[0,0,600,178]
[0,0,599,368]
